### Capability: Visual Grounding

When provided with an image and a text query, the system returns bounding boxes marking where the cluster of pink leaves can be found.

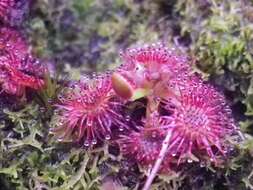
[0,1,46,96]
[0,27,45,96]
[53,43,237,171]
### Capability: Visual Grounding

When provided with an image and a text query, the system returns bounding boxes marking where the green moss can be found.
[1,0,253,189]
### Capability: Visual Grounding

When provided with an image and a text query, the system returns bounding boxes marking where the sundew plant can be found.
[0,0,253,190]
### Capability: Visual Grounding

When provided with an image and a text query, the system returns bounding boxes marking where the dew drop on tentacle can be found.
[84,140,90,147]
[200,162,205,168]
[105,134,111,140]
[92,139,97,145]
[50,75,126,147]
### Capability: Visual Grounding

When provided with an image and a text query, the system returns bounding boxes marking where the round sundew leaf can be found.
[51,76,128,147]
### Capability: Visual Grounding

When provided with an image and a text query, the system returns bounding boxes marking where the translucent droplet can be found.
[172,153,176,157]
[119,51,124,57]
[154,97,161,102]
[92,139,97,145]
[92,72,97,78]
[57,138,63,142]
[119,127,124,131]
[40,107,46,113]
[87,119,92,126]
[48,129,53,135]
[187,159,193,163]
[125,115,131,121]
[105,134,111,140]
[80,75,89,83]
[84,141,90,147]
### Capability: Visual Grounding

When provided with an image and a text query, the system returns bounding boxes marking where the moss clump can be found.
[0,0,253,189]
